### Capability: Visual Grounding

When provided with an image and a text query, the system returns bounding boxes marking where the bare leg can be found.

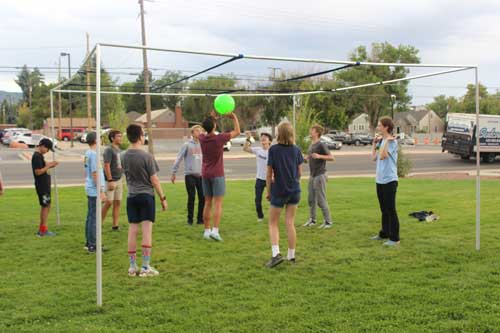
[212,196,224,228]
[285,204,297,250]
[102,200,112,222]
[40,206,50,228]
[203,196,213,229]
[128,223,139,253]
[141,221,153,246]
[268,206,281,246]
[112,200,121,227]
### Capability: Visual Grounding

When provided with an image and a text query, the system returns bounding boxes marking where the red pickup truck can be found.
[58,128,85,141]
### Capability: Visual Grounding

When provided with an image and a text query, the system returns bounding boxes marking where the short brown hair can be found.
[108,129,121,143]
[379,117,394,134]
[191,125,203,134]
[310,124,324,136]
[126,124,143,144]
[277,122,295,145]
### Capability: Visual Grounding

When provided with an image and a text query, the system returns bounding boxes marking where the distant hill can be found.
[0,91,22,104]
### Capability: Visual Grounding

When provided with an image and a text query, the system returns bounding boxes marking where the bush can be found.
[397,144,412,177]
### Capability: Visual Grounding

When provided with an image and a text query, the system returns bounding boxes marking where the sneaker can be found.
[257,218,264,222]
[303,219,316,227]
[319,222,333,229]
[196,220,204,225]
[139,266,159,277]
[383,240,400,246]
[187,220,193,226]
[265,254,284,268]
[112,226,120,231]
[203,232,211,240]
[288,258,296,264]
[88,245,96,253]
[210,233,223,242]
[128,265,139,277]
[84,243,89,250]
[36,231,56,237]
[370,235,385,241]
[88,245,108,253]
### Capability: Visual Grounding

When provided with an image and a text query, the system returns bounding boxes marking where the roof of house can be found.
[394,110,429,125]
[126,111,142,122]
[135,109,174,123]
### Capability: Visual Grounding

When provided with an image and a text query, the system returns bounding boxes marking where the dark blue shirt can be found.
[267,144,304,197]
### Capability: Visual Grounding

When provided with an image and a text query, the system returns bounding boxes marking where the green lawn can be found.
[1,178,500,332]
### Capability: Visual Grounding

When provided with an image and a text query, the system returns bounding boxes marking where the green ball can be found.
[214,94,235,115]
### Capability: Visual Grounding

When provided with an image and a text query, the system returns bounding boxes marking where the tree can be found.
[15,65,44,102]
[337,42,420,132]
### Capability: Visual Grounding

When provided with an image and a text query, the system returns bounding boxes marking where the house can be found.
[126,111,142,123]
[134,105,188,128]
[43,117,97,136]
[394,106,444,135]
[348,114,370,134]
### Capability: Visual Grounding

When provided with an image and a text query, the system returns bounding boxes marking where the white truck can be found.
[442,113,500,163]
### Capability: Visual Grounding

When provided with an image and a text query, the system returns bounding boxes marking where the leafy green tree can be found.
[15,65,44,102]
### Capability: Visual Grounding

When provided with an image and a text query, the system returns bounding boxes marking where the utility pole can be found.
[268,67,281,137]
[139,0,154,155]
[58,56,62,139]
[86,33,92,132]
[28,77,33,129]
[61,52,73,147]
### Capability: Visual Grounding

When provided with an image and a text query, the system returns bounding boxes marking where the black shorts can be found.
[127,194,155,223]
[37,191,51,207]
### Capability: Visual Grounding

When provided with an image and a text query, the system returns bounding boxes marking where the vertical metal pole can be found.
[50,91,61,225]
[68,55,74,148]
[95,44,103,307]
[292,95,296,136]
[86,33,92,132]
[475,67,480,251]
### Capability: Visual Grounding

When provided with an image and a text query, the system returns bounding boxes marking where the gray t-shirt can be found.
[103,145,123,181]
[308,141,330,177]
[121,149,159,197]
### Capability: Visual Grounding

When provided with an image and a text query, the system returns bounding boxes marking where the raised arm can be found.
[243,131,254,154]
[228,112,241,139]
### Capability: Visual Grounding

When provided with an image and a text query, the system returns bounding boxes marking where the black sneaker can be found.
[196,220,204,225]
[187,220,193,226]
[265,254,284,268]
[88,245,96,253]
[112,226,120,231]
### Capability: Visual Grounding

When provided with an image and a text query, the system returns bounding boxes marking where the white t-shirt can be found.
[251,147,269,180]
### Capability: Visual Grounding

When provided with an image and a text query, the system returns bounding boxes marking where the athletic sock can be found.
[272,245,280,257]
[204,228,211,236]
[128,251,137,268]
[142,245,152,269]
[212,227,219,235]
[39,224,48,234]
[287,248,295,260]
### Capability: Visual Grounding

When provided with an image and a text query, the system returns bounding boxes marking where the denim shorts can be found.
[127,194,155,223]
[270,192,301,208]
[202,176,226,197]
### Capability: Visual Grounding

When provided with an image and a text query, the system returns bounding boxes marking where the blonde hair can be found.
[191,125,203,134]
[277,122,295,145]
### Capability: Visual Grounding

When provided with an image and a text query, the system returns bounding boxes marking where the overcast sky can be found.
[1,0,499,105]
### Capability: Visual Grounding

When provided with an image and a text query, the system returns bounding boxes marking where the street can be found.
[1,144,498,187]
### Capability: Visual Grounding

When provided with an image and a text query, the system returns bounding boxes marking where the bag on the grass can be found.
[409,211,439,222]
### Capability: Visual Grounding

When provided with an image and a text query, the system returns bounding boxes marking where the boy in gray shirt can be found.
[171,125,204,225]
[304,125,335,229]
[122,124,167,277]
[102,129,123,231]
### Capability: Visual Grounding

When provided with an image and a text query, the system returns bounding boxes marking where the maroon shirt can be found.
[199,132,231,179]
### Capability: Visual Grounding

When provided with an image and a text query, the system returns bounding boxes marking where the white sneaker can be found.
[139,266,159,277]
[203,232,211,240]
[210,232,223,242]
[257,218,264,222]
[303,218,316,227]
[319,222,333,229]
[128,265,139,277]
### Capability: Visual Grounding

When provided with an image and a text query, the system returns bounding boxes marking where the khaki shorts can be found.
[106,180,123,201]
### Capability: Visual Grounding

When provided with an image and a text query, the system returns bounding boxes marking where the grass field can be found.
[1,178,500,332]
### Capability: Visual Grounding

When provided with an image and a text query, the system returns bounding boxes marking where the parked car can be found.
[214,131,232,151]
[320,135,342,150]
[2,128,30,145]
[396,134,415,145]
[58,127,85,141]
[13,133,58,148]
[230,134,255,146]
[344,134,373,146]
[327,130,349,143]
